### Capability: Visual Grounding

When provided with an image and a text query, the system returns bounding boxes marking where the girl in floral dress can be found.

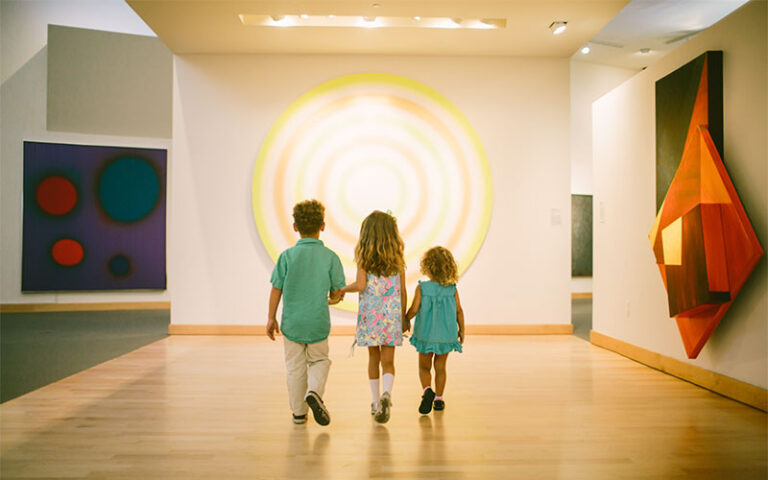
[340,210,406,424]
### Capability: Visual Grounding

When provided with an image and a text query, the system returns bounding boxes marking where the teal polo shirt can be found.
[270,238,346,344]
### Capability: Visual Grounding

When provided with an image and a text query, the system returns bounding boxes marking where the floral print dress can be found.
[355,273,403,346]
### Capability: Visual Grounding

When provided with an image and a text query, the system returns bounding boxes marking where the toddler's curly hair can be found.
[420,246,458,286]
[293,200,325,235]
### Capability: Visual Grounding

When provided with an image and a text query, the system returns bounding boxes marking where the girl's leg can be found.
[380,346,395,393]
[367,346,381,379]
[434,354,449,396]
[368,347,381,405]
[418,353,433,389]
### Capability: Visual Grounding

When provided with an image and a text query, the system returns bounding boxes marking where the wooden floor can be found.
[1,335,766,479]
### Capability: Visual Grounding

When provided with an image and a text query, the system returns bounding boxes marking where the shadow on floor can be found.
[0,310,169,403]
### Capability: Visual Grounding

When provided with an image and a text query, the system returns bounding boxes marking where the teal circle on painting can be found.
[98,157,159,223]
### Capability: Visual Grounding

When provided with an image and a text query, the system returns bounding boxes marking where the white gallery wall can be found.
[0,0,170,304]
[592,1,767,388]
[171,55,572,327]
[569,60,637,294]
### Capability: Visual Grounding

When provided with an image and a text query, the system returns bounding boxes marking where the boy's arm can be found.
[455,289,465,344]
[341,267,367,293]
[404,284,421,332]
[267,286,282,341]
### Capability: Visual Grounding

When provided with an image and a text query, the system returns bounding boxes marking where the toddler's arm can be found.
[404,284,422,332]
[455,289,465,344]
[341,267,367,293]
[266,286,282,340]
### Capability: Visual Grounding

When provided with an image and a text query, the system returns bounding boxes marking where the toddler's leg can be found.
[434,354,449,397]
[305,339,331,398]
[283,338,309,416]
[418,353,433,389]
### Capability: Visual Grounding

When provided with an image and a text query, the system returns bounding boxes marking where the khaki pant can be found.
[283,337,331,415]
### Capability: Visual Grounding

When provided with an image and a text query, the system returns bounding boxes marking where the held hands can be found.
[266,318,280,341]
[402,318,411,334]
[328,290,345,305]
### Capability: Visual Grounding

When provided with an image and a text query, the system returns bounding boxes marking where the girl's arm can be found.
[455,289,465,344]
[400,271,407,328]
[404,284,422,332]
[341,266,367,293]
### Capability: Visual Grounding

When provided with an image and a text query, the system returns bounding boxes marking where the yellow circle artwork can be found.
[253,73,493,312]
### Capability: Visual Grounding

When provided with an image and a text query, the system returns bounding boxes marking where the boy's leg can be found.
[284,338,309,416]
[305,338,331,398]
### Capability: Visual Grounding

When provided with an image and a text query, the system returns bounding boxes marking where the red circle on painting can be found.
[52,239,84,266]
[37,176,77,215]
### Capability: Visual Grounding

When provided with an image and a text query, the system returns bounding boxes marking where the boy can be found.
[266,200,345,425]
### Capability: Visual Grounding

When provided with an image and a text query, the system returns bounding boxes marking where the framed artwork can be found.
[22,141,167,291]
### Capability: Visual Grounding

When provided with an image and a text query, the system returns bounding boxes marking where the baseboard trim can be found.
[571,292,593,299]
[169,323,574,336]
[1,302,171,313]
[590,330,767,412]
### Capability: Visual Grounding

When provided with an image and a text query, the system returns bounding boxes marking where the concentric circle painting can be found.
[252,73,492,311]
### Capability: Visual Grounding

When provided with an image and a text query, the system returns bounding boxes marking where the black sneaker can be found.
[292,414,307,424]
[433,399,445,411]
[419,387,435,414]
[305,391,331,426]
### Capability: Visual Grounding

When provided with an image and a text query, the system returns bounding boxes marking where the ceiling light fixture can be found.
[581,46,590,54]
[239,15,506,29]
[549,21,567,35]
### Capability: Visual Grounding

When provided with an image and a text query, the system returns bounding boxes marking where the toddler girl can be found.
[404,246,465,414]
[341,210,406,424]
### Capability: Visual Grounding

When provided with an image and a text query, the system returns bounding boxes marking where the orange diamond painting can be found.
[651,52,763,359]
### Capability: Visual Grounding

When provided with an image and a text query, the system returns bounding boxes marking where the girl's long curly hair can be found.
[420,246,458,286]
[354,211,405,277]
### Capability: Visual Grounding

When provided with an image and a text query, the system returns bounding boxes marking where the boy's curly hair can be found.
[293,200,325,235]
[420,246,458,286]
[355,210,405,277]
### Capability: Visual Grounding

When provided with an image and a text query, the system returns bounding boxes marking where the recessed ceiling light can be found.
[363,16,376,22]
[328,14,335,19]
[300,14,309,19]
[549,21,567,35]
[414,16,421,21]
[581,46,590,54]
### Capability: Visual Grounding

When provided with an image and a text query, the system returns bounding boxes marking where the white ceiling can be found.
[126,0,629,57]
[126,0,750,70]
[575,0,750,70]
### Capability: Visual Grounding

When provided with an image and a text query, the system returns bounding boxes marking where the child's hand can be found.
[328,290,345,305]
[266,318,280,340]
[402,319,411,333]
[458,328,464,344]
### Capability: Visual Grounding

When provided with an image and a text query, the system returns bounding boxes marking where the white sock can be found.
[382,373,394,394]
[369,378,380,403]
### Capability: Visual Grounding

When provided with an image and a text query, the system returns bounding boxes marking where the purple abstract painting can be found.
[22,141,167,291]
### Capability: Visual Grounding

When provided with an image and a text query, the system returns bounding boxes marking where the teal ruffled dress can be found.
[410,281,463,355]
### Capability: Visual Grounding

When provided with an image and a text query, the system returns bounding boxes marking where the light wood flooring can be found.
[1,335,766,479]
